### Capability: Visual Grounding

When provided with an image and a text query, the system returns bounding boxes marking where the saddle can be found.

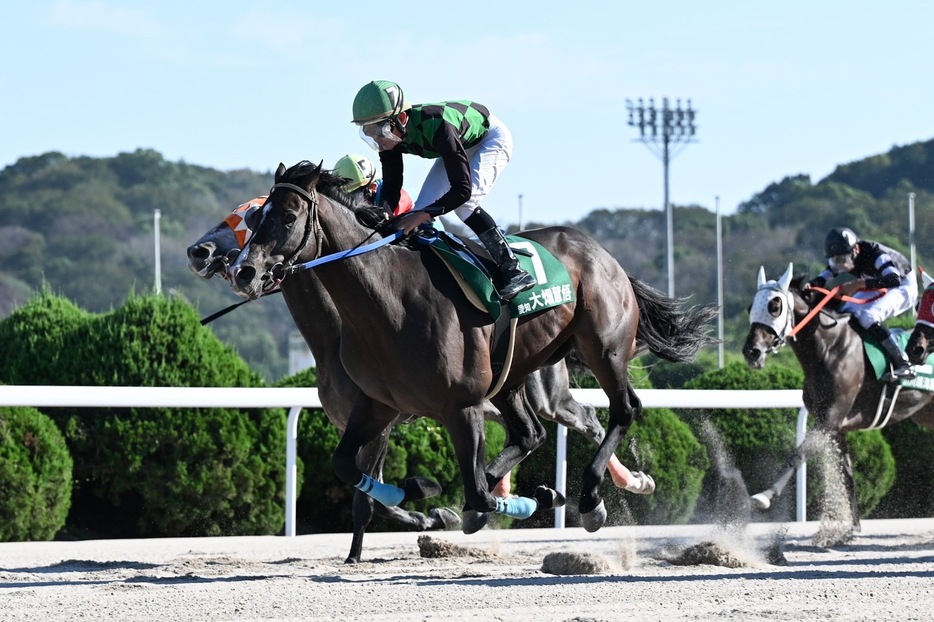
[857,326,934,428]
[410,228,576,399]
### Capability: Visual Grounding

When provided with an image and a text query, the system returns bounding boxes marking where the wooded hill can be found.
[3,140,934,381]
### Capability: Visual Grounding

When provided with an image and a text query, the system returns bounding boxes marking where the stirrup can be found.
[497,271,537,300]
[885,365,916,382]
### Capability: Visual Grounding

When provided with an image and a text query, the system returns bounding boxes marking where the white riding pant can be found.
[413,114,513,221]
[840,274,918,329]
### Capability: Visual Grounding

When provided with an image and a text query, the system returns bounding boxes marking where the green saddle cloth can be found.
[427,233,575,321]
[864,329,934,390]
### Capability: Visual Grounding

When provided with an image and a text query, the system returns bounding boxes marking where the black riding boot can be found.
[868,322,916,380]
[477,228,537,300]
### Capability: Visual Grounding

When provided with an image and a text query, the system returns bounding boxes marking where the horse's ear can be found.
[921,266,934,289]
[275,163,286,182]
[757,266,766,289]
[777,262,794,291]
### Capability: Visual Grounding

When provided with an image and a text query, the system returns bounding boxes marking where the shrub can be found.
[0,291,286,537]
[875,421,934,518]
[0,405,73,541]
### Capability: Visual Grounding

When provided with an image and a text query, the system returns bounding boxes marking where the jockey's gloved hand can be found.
[806,276,826,290]
[355,205,390,230]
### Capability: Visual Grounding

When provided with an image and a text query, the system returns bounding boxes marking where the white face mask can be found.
[360,120,402,151]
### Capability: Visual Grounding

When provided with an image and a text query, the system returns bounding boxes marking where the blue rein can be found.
[284,229,405,276]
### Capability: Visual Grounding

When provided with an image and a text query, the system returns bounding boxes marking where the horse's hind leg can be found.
[528,361,639,490]
[579,383,641,532]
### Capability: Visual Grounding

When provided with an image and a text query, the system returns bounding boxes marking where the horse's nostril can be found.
[188,245,210,260]
[233,265,255,285]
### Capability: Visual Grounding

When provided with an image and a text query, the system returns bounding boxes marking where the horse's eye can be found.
[284,212,297,225]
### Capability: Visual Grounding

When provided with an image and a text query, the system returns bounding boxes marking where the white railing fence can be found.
[0,386,807,536]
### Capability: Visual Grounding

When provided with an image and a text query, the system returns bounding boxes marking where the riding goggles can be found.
[359,120,401,151]
[829,252,855,271]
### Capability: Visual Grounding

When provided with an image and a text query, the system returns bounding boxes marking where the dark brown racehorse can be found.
[905,268,934,365]
[742,263,934,526]
[228,161,716,532]
[188,195,641,557]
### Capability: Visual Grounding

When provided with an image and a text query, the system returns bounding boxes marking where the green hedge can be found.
[0,291,286,538]
[0,405,73,541]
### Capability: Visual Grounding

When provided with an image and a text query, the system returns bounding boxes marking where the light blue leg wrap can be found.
[494,496,538,519]
[355,474,405,507]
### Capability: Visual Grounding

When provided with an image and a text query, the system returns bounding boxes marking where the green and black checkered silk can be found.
[398,101,491,158]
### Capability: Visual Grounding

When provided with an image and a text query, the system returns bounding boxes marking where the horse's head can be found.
[227,161,329,299]
[906,267,934,364]
[742,263,795,368]
[186,197,265,281]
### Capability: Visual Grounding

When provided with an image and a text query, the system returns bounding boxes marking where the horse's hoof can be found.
[462,509,489,534]
[750,493,772,511]
[429,507,461,530]
[623,472,656,495]
[403,476,442,503]
[580,500,607,533]
[344,556,361,565]
[533,485,567,510]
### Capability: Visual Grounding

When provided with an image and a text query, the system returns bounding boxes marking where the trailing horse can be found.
[188,195,642,557]
[742,264,934,526]
[906,267,934,365]
[228,161,716,532]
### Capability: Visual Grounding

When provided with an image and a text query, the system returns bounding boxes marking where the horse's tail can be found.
[630,277,720,362]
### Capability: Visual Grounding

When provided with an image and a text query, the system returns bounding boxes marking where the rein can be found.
[284,230,404,276]
[788,285,887,338]
[267,181,405,280]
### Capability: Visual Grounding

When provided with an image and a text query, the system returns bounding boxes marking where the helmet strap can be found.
[390,111,408,138]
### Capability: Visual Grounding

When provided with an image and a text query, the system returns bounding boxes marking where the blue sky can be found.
[3,1,932,227]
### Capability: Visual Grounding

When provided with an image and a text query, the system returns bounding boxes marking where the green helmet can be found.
[333,153,377,192]
[352,80,410,125]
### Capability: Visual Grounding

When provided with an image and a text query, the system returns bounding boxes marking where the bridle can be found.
[261,182,322,286]
[251,180,401,287]
[749,284,797,354]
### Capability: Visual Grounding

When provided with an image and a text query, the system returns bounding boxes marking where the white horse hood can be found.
[749,263,795,340]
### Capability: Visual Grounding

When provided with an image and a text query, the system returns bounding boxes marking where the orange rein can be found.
[787,285,887,338]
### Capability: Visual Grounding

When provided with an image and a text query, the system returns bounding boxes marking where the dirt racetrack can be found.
[2,518,933,621]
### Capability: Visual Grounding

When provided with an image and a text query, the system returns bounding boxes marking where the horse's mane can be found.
[281,160,360,210]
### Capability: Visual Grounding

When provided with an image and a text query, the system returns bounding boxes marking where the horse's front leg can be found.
[750,445,808,512]
[332,395,442,510]
[580,384,640,532]
[445,404,553,534]
[485,385,547,486]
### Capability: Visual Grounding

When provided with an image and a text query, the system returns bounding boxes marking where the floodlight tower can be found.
[625,97,698,297]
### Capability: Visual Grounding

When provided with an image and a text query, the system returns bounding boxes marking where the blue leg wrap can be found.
[494,496,538,519]
[355,474,405,507]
